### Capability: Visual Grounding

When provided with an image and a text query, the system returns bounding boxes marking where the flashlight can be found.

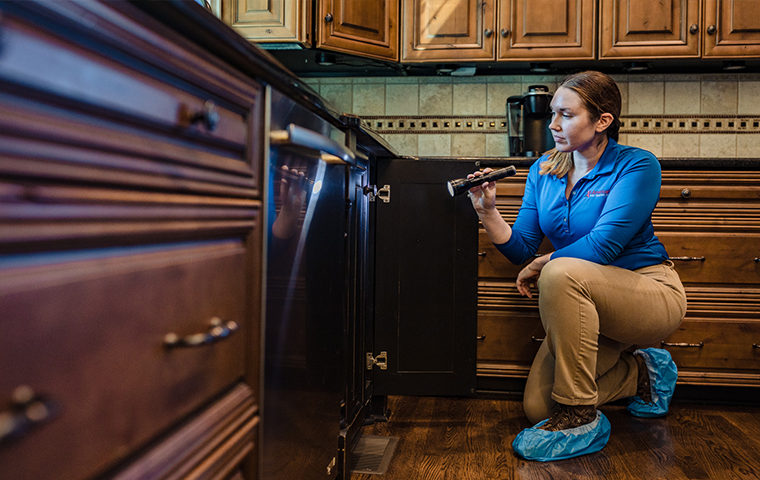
[447,166,517,197]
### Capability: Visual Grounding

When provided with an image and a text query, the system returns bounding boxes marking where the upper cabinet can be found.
[402,0,496,62]
[498,0,596,61]
[221,0,313,47]
[703,0,760,57]
[599,0,701,58]
[318,0,399,61]
[601,0,760,59]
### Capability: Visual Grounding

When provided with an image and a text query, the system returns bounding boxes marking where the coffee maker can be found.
[506,85,554,157]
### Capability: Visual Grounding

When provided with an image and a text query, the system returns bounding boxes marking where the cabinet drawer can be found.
[0,241,248,480]
[658,233,760,285]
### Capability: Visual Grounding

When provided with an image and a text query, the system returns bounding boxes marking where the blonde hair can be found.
[540,71,622,178]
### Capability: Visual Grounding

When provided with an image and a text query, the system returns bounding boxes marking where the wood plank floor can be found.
[351,395,760,480]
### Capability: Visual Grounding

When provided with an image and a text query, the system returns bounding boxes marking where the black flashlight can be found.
[447,166,517,197]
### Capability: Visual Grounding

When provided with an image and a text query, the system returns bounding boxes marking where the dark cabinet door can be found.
[371,159,479,396]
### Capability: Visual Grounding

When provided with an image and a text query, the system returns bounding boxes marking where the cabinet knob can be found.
[707,24,717,35]
[325,13,333,22]
[681,188,692,198]
[484,28,493,38]
[500,28,510,37]
[0,385,61,443]
[478,251,487,257]
[190,100,220,132]
[164,317,239,349]
[689,24,698,35]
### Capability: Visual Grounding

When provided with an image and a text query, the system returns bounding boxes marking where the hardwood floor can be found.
[351,395,760,480]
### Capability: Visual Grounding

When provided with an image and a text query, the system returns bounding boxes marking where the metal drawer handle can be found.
[670,256,705,261]
[189,100,220,131]
[531,336,544,343]
[476,335,486,341]
[478,252,487,257]
[661,341,704,348]
[270,124,355,164]
[0,385,60,444]
[164,317,239,349]
[753,344,760,348]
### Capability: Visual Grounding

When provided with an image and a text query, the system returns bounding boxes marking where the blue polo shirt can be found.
[495,138,668,271]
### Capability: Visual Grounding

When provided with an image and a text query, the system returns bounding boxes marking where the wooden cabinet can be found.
[703,0,760,57]
[599,0,701,59]
[476,167,760,388]
[601,0,760,59]
[319,0,399,61]
[0,1,263,479]
[498,0,596,61]
[221,0,313,47]
[401,0,495,62]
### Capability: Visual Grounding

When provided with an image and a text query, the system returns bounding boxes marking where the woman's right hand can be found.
[467,168,498,214]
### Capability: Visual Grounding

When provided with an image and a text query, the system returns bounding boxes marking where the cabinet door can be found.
[402,0,496,62]
[704,0,760,57]
[599,0,700,58]
[498,0,595,61]
[221,0,312,46]
[318,0,399,61]
[372,159,479,396]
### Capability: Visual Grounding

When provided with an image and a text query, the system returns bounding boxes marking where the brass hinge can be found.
[366,351,388,370]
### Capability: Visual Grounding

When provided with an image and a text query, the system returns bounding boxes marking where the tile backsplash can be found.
[304,74,760,159]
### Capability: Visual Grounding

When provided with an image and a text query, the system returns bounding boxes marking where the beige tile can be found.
[453,83,487,115]
[664,82,700,115]
[617,133,628,145]
[701,80,737,115]
[420,83,452,115]
[451,134,486,157]
[486,134,509,157]
[699,134,737,157]
[662,134,699,158]
[418,134,451,156]
[487,83,523,115]
[352,84,385,116]
[320,77,352,84]
[617,81,628,116]
[736,133,760,158]
[738,81,760,115]
[626,134,663,157]
[627,82,664,115]
[320,83,353,115]
[386,84,419,116]
[383,134,418,156]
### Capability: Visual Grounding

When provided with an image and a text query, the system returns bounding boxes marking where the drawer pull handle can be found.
[271,124,355,164]
[0,385,60,444]
[476,335,486,341]
[670,256,705,261]
[164,317,239,349]
[478,252,487,257]
[755,258,759,262]
[531,336,544,343]
[189,100,220,132]
[753,344,760,348]
[661,341,704,348]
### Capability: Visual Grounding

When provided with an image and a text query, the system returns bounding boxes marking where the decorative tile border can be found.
[361,115,760,135]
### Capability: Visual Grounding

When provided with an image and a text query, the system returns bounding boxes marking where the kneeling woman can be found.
[467,71,687,461]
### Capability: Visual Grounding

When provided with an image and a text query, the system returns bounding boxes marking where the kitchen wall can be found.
[303,73,760,158]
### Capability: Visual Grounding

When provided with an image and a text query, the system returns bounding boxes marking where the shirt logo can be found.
[586,189,610,198]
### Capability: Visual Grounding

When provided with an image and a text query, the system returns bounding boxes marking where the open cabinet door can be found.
[370,159,479,396]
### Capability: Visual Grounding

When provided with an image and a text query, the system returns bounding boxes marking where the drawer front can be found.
[0,1,262,196]
[659,233,760,285]
[0,241,248,480]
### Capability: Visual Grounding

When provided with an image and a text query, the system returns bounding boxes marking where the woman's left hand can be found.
[516,254,552,298]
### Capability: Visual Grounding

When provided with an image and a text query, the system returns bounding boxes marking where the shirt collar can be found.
[585,137,619,179]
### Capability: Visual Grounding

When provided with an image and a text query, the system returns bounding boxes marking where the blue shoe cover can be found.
[512,411,611,462]
[627,348,678,418]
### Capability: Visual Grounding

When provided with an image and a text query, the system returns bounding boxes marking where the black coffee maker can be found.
[506,85,554,157]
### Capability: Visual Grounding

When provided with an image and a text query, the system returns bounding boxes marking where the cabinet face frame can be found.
[401,0,496,62]
[221,0,312,46]
[703,0,760,57]
[599,0,701,59]
[319,0,399,61]
[498,0,596,61]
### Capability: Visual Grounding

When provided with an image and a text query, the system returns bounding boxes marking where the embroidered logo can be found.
[586,189,610,198]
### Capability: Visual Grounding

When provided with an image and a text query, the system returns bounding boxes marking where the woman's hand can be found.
[516,254,552,298]
[467,168,498,214]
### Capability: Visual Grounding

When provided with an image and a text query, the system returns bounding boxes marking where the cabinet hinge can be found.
[376,185,391,203]
[366,351,388,370]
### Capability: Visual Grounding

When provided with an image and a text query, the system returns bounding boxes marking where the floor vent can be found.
[350,435,399,475]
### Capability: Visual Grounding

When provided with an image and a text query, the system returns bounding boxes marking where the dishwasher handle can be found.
[270,124,355,164]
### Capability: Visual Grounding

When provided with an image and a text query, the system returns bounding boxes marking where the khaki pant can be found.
[523,257,687,424]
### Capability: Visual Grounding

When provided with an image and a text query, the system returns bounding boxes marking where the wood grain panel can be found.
[704,0,760,57]
[222,0,312,45]
[320,0,398,61]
